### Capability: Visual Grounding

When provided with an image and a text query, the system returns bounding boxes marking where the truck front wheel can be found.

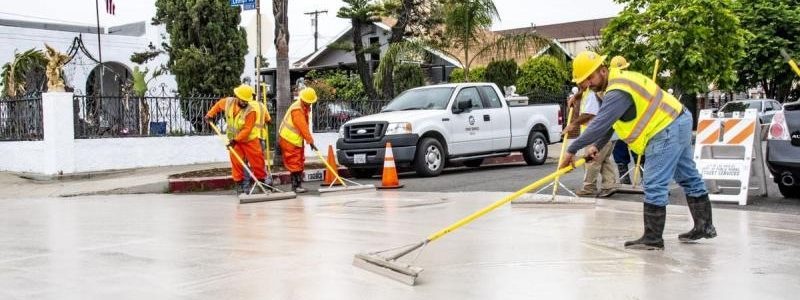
[414,137,445,177]
[523,131,548,165]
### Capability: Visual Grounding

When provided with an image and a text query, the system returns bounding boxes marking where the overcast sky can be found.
[1,0,623,63]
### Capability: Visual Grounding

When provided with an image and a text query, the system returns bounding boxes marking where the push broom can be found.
[311,148,376,195]
[208,121,296,203]
[353,158,589,285]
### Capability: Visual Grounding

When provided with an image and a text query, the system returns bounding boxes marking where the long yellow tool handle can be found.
[426,158,587,242]
[632,153,643,187]
[552,106,575,199]
[265,124,272,175]
[652,59,660,82]
[312,148,348,187]
[781,50,800,77]
[208,121,267,193]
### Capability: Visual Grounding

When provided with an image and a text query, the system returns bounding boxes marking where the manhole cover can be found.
[344,198,447,208]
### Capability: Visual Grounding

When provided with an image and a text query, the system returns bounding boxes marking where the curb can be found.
[169,168,351,193]
[168,153,536,193]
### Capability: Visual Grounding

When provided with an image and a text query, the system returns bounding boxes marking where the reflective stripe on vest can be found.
[224,97,260,142]
[606,69,683,154]
[279,100,307,147]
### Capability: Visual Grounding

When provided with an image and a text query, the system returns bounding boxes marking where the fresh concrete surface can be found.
[0,191,797,299]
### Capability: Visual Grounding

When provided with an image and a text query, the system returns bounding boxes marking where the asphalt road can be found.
[344,160,800,215]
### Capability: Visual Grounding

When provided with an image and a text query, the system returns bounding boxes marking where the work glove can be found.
[309,143,318,151]
[227,139,238,148]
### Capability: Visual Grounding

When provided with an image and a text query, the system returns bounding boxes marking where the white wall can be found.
[73,136,228,173]
[0,141,44,173]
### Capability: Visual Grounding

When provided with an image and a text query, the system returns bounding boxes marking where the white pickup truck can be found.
[336,83,563,177]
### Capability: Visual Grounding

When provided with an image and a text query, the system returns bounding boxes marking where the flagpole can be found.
[94,0,104,97]
[255,0,262,103]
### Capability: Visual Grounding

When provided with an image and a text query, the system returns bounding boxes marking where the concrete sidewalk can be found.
[0,191,796,299]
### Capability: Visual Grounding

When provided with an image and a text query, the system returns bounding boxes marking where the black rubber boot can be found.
[292,173,307,193]
[624,203,666,250]
[618,163,631,184]
[679,194,717,242]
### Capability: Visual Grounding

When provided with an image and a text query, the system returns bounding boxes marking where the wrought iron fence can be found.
[73,94,220,138]
[0,95,43,141]
[312,99,391,133]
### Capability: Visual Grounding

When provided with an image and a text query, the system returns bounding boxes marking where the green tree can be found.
[484,59,518,90]
[392,63,426,94]
[515,55,568,94]
[601,0,749,95]
[440,0,550,82]
[337,0,382,100]
[377,0,445,99]
[1,49,47,97]
[734,0,800,102]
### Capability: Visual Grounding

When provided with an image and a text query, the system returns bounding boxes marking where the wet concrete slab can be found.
[0,191,798,299]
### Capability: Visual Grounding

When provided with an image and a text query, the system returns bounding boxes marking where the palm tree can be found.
[337,0,381,100]
[273,0,290,163]
[1,49,48,97]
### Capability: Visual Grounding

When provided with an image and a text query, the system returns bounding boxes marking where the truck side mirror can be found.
[453,99,471,114]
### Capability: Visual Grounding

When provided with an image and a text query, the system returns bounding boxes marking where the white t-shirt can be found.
[583,91,619,141]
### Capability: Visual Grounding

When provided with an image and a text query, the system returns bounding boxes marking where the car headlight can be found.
[385,122,412,135]
[338,126,345,139]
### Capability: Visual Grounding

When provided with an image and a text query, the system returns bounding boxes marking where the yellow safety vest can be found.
[250,101,269,140]
[279,100,308,147]
[606,68,683,155]
[579,91,591,134]
[224,97,261,142]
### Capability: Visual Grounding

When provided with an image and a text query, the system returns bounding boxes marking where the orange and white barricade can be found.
[693,108,767,205]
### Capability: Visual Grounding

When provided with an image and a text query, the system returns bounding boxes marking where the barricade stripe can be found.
[728,121,755,145]
[701,131,720,144]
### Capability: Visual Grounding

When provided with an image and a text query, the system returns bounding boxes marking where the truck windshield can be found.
[381,87,455,112]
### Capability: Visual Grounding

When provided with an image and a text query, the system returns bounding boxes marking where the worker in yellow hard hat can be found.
[560,51,715,250]
[609,55,630,70]
[278,87,318,193]
[206,85,267,193]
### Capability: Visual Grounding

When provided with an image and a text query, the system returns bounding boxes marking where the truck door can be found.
[448,87,492,155]
[477,86,510,151]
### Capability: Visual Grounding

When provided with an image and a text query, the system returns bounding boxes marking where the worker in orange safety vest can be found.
[205,85,267,193]
[278,87,318,193]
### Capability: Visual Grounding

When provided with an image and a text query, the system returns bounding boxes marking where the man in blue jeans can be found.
[560,51,717,250]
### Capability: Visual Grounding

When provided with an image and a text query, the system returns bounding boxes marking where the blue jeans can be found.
[642,111,707,206]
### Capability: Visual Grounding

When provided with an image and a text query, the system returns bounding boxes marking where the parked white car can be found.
[336,83,563,177]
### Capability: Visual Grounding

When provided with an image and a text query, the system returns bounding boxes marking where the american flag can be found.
[106,0,116,15]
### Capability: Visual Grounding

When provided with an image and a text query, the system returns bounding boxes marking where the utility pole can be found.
[256,0,263,104]
[304,10,327,51]
[94,0,104,97]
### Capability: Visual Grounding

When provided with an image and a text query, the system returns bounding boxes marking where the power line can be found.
[304,10,328,52]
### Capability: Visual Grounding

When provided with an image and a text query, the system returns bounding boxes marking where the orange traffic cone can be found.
[321,145,343,186]
[378,142,403,189]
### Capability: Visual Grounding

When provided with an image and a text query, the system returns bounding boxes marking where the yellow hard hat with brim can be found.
[299,87,318,104]
[572,51,607,83]
[610,55,630,69]
[233,84,255,102]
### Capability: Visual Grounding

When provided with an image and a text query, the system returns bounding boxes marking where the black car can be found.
[766,101,800,198]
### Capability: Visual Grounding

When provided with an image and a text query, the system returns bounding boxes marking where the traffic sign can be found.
[242,2,256,10]
[230,0,254,6]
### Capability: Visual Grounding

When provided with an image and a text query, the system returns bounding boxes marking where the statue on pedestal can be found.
[44,44,69,92]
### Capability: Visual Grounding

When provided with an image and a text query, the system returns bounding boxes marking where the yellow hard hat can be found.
[572,51,607,83]
[299,87,318,104]
[233,84,255,102]
[610,55,630,69]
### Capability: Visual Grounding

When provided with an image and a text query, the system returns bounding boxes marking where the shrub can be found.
[484,59,518,90]
[393,63,426,94]
[448,66,486,83]
[515,55,569,94]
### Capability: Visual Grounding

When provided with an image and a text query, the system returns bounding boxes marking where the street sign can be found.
[242,2,256,10]
[230,0,254,5]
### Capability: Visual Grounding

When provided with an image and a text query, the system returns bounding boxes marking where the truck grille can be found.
[344,122,386,142]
